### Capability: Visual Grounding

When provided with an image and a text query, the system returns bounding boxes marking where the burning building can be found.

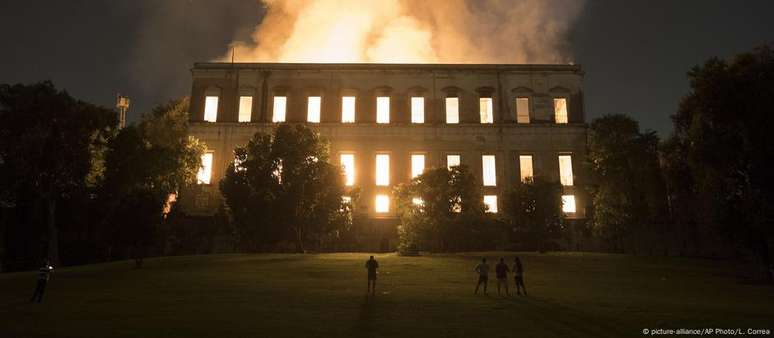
[179,62,587,249]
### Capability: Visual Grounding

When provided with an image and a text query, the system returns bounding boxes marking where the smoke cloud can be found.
[225,0,585,64]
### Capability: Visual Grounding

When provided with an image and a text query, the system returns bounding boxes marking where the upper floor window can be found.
[516,97,530,124]
[197,152,213,184]
[307,96,321,123]
[203,96,218,122]
[272,96,287,123]
[411,154,425,179]
[376,96,390,124]
[238,96,253,122]
[340,153,355,186]
[479,97,493,124]
[375,154,390,186]
[519,155,534,183]
[446,97,459,124]
[554,98,568,124]
[558,155,574,186]
[482,155,497,186]
[411,97,424,124]
[447,154,461,169]
[342,96,356,123]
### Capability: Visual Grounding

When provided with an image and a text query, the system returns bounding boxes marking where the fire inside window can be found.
[519,155,534,183]
[412,197,424,207]
[340,154,355,186]
[342,96,356,123]
[447,154,461,169]
[197,153,214,184]
[375,154,390,186]
[482,155,497,186]
[238,96,253,122]
[554,98,568,124]
[375,194,390,213]
[376,97,390,124]
[479,97,493,124]
[307,96,321,123]
[411,97,424,123]
[516,97,530,124]
[484,195,498,213]
[203,96,219,122]
[445,97,459,124]
[558,155,574,186]
[411,154,425,179]
[272,96,287,122]
[562,195,576,213]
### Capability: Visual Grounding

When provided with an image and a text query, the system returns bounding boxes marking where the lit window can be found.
[376,154,390,186]
[479,97,493,124]
[562,195,576,213]
[238,96,253,122]
[273,160,283,183]
[272,96,287,123]
[197,153,213,184]
[342,96,356,123]
[234,155,245,172]
[554,98,568,124]
[340,154,355,186]
[482,155,497,186]
[447,154,461,169]
[412,197,424,207]
[558,155,573,186]
[519,155,533,183]
[411,154,425,179]
[342,196,352,204]
[516,97,530,124]
[484,195,498,213]
[307,96,321,123]
[376,96,390,124]
[445,97,459,124]
[375,194,390,213]
[204,96,218,122]
[411,97,424,123]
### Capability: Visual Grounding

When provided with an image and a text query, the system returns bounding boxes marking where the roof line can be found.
[192,62,583,72]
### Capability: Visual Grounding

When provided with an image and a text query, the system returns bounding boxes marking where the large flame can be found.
[223,0,584,64]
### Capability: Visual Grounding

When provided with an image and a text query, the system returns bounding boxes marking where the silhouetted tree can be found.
[503,177,565,252]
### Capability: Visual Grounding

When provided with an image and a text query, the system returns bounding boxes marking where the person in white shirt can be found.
[474,257,490,295]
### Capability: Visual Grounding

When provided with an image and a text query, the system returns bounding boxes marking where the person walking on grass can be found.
[495,257,510,296]
[366,255,379,295]
[513,257,527,296]
[474,257,490,295]
[30,259,53,303]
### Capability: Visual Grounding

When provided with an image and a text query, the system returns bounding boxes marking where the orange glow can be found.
[340,153,355,186]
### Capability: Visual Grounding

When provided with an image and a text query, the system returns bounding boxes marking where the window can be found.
[558,155,574,186]
[203,96,218,122]
[272,96,287,123]
[411,97,424,123]
[447,154,461,169]
[445,97,459,124]
[412,197,424,207]
[376,154,390,186]
[411,154,425,179]
[340,154,355,186]
[375,194,390,213]
[273,160,283,183]
[519,155,534,183]
[342,96,356,123]
[484,195,498,213]
[482,155,497,186]
[197,153,213,184]
[234,155,245,172]
[342,196,352,204]
[307,96,321,123]
[376,96,390,124]
[516,97,530,123]
[554,98,568,124]
[562,195,576,213]
[238,96,253,122]
[479,97,493,124]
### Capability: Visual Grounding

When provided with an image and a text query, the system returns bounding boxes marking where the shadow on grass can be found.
[505,295,627,338]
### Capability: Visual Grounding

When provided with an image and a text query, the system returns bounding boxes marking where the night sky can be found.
[1,0,773,136]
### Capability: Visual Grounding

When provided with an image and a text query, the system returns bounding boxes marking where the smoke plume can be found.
[225,0,585,64]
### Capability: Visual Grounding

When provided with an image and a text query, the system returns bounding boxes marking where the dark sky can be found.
[1,0,773,135]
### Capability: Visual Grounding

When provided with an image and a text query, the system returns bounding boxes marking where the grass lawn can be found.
[1,252,773,338]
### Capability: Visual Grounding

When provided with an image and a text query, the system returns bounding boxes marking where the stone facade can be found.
[180,63,588,229]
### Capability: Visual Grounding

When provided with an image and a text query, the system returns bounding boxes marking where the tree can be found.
[665,45,774,278]
[100,98,204,266]
[220,124,347,252]
[0,82,115,265]
[503,177,565,252]
[586,114,668,254]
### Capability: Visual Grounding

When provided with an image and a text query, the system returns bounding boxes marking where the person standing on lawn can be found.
[474,257,490,295]
[366,255,379,295]
[30,259,53,303]
[495,257,510,296]
[513,257,527,296]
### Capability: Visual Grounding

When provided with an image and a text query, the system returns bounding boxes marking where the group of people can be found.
[365,255,527,296]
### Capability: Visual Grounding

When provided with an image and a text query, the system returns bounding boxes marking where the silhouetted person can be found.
[365,256,379,295]
[495,257,510,296]
[513,257,527,295]
[30,259,53,303]
[474,257,489,295]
